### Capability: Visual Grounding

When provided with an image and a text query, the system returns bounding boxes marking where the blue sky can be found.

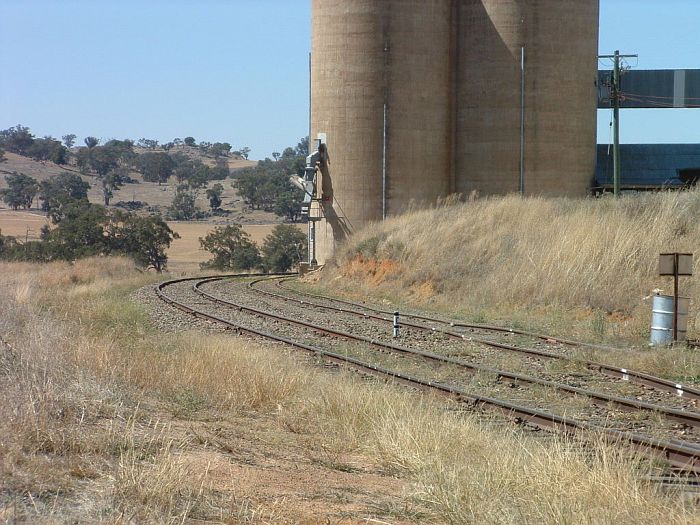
[0,1,697,159]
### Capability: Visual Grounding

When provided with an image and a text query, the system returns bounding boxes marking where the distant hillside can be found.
[0,149,267,223]
[131,144,255,171]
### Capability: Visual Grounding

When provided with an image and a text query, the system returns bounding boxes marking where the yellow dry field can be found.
[0,209,49,240]
[0,211,302,274]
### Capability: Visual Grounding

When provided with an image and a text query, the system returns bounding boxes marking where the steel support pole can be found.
[613,50,621,197]
[309,220,317,266]
[673,253,679,342]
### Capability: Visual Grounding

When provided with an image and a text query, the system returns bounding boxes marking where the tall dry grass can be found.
[0,258,276,522]
[323,191,700,346]
[1,257,698,523]
[289,381,697,524]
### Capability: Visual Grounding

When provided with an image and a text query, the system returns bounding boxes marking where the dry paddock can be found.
[0,209,302,273]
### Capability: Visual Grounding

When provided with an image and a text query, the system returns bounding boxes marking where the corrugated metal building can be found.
[595,144,700,191]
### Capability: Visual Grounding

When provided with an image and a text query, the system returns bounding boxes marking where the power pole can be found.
[598,50,637,197]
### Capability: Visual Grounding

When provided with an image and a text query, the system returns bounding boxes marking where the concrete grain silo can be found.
[310,0,453,262]
[309,0,600,264]
[456,0,600,197]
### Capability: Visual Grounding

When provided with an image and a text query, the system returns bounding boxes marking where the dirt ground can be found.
[164,410,423,523]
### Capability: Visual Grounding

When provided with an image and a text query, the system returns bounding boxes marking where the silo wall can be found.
[456,0,600,197]
[310,0,453,263]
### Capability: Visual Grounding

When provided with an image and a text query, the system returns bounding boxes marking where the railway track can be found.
[255,276,700,402]
[193,277,700,430]
[155,274,700,475]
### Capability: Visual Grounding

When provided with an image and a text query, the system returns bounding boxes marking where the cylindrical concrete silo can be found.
[456,0,600,197]
[311,0,453,263]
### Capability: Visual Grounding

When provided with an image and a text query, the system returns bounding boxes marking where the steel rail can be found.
[194,276,700,429]
[155,275,700,473]
[273,277,607,348]
[249,276,700,401]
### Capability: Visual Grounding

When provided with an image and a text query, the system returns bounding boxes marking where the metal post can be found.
[613,50,621,197]
[673,253,679,342]
[519,46,525,196]
[393,311,399,338]
[309,220,317,266]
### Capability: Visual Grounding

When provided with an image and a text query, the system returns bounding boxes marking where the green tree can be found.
[84,136,99,149]
[0,146,6,163]
[138,138,159,150]
[137,152,176,184]
[238,146,251,159]
[0,173,39,210]
[103,139,136,164]
[42,200,109,259]
[0,125,34,155]
[232,138,306,219]
[39,172,91,220]
[209,162,230,180]
[169,187,198,220]
[75,145,122,205]
[206,183,224,210]
[184,136,196,147]
[174,157,196,183]
[109,211,179,272]
[274,188,303,222]
[210,142,232,158]
[261,224,307,272]
[0,200,177,270]
[101,169,126,206]
[76,145,119,176]
[62,134,77,148]
[295,136,309,156]
[26,137,68,164]
[199,224,261,270]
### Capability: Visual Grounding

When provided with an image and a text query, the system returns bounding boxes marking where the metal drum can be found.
[650,294,688,345]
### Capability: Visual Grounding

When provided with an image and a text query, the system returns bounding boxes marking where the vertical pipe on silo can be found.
[456,0,599,197]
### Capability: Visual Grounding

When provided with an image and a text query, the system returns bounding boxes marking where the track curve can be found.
[155,274,700,474]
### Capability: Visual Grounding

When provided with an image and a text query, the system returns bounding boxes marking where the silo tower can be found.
[456,0,600,197]
[310,0,454,263]
[309,0,600,264]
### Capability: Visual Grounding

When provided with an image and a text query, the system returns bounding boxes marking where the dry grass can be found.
[290,382,696,524]
[1,258,698,523]
[322,191,700,346]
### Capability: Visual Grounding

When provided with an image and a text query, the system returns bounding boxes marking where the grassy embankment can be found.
[1,258,697,523]
[315,191,700,381]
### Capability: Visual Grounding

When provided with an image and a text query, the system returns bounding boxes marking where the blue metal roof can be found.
[595,144,700,188]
